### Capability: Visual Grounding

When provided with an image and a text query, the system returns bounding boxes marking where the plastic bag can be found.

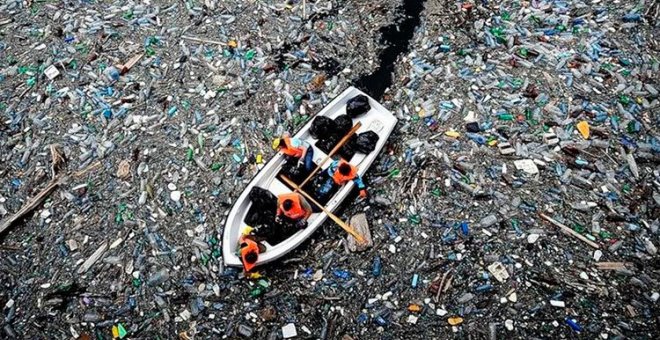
[354,131,379,153]
[310,116,336,140]
[315,134,340,154]
[280,161,306,183]
[340,143,356,161]
[333,114,353,136]
[346,95,371,118]
[245,187,277,226]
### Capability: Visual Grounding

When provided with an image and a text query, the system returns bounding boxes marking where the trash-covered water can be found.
[0,0,658,338]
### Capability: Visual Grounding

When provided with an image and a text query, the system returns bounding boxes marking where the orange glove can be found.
[359,189,367,198]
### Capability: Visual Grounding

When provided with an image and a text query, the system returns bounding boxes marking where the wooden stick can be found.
[539,213,600,249]
[297,122,362,190]
[0,177,62,235]
[0,160,101,237]
[595,262,631,270]
[280,175,365,244]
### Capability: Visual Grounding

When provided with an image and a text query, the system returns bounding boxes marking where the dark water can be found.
[353,0,426,100]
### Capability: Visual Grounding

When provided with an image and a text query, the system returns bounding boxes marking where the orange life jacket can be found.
[239,236,260,272]
[332,161,358,185]
[278,193,309,220]
[280,137,304,158]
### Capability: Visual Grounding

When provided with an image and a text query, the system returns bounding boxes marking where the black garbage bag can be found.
[346,95,371,118]
[315,134,340,154]
[315,131,357,160]
[333,114,353,136]
[340,143,356,161]
[354,131,379,154]
[245,187,277,226]
[280,160,306,183]
[310,116,336,140]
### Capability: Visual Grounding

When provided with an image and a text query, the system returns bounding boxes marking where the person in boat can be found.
[272,133,314,171]
[316,159,367,201]
[275,192,313,228]
[239,228,267,272]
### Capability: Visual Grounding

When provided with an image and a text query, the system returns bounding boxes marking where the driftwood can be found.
[0,177,62,235]
[0,156,101,238]
[539,213,600,249]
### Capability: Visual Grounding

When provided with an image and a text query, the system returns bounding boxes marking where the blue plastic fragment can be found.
[565,317,583,332]
[374,315,388,326]
[622,13,642,23]
[476,284,493,292]
[372,256,382,277]
[333,269,351,280]
[411,274,419,288]
[384,223,398,239]
[460,221,469,236]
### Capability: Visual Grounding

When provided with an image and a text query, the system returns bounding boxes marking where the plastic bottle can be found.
[479,214,499,228]
[372,256,382,277]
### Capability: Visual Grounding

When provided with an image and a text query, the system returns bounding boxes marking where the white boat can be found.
[222,87,397,267]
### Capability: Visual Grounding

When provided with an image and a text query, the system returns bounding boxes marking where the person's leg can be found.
[304,147,314,171]
[317,177,334,201]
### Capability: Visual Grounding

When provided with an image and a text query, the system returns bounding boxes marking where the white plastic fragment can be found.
[550,300,566,308]
[66,239,79,251]
[282,323,297,338]
[498,142,515,155]
[170,191,182,202]
[513,159,539,175]
[44,65,60,80]
[650,292,659,302]
[109,237,123,249]
[508,292,517,302]
[488,262,510,282]
[593,250,603,262]
[77,242,108,274]
[527,234,540,244]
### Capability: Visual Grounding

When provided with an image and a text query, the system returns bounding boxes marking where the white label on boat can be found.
[369,120,383,133]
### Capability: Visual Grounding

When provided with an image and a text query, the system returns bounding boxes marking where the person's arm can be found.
[353,175,366,190]
[276,202,283,217]
[300,140,311,159]
[327,160,339,177]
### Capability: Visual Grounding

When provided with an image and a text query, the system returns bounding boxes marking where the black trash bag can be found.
[333,114,353,136]
[346,95,371,118]
[315,134,340,154]
[315,131,357,160]
[245,187,277,226]
[354,131,379,154]
[280,160,306,183]
[310,116,336,140]
[340,143,356,161]
[339,134,358,160]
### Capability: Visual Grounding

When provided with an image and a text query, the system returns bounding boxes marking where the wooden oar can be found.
[280,175,366,244]
[297,122,362,190]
